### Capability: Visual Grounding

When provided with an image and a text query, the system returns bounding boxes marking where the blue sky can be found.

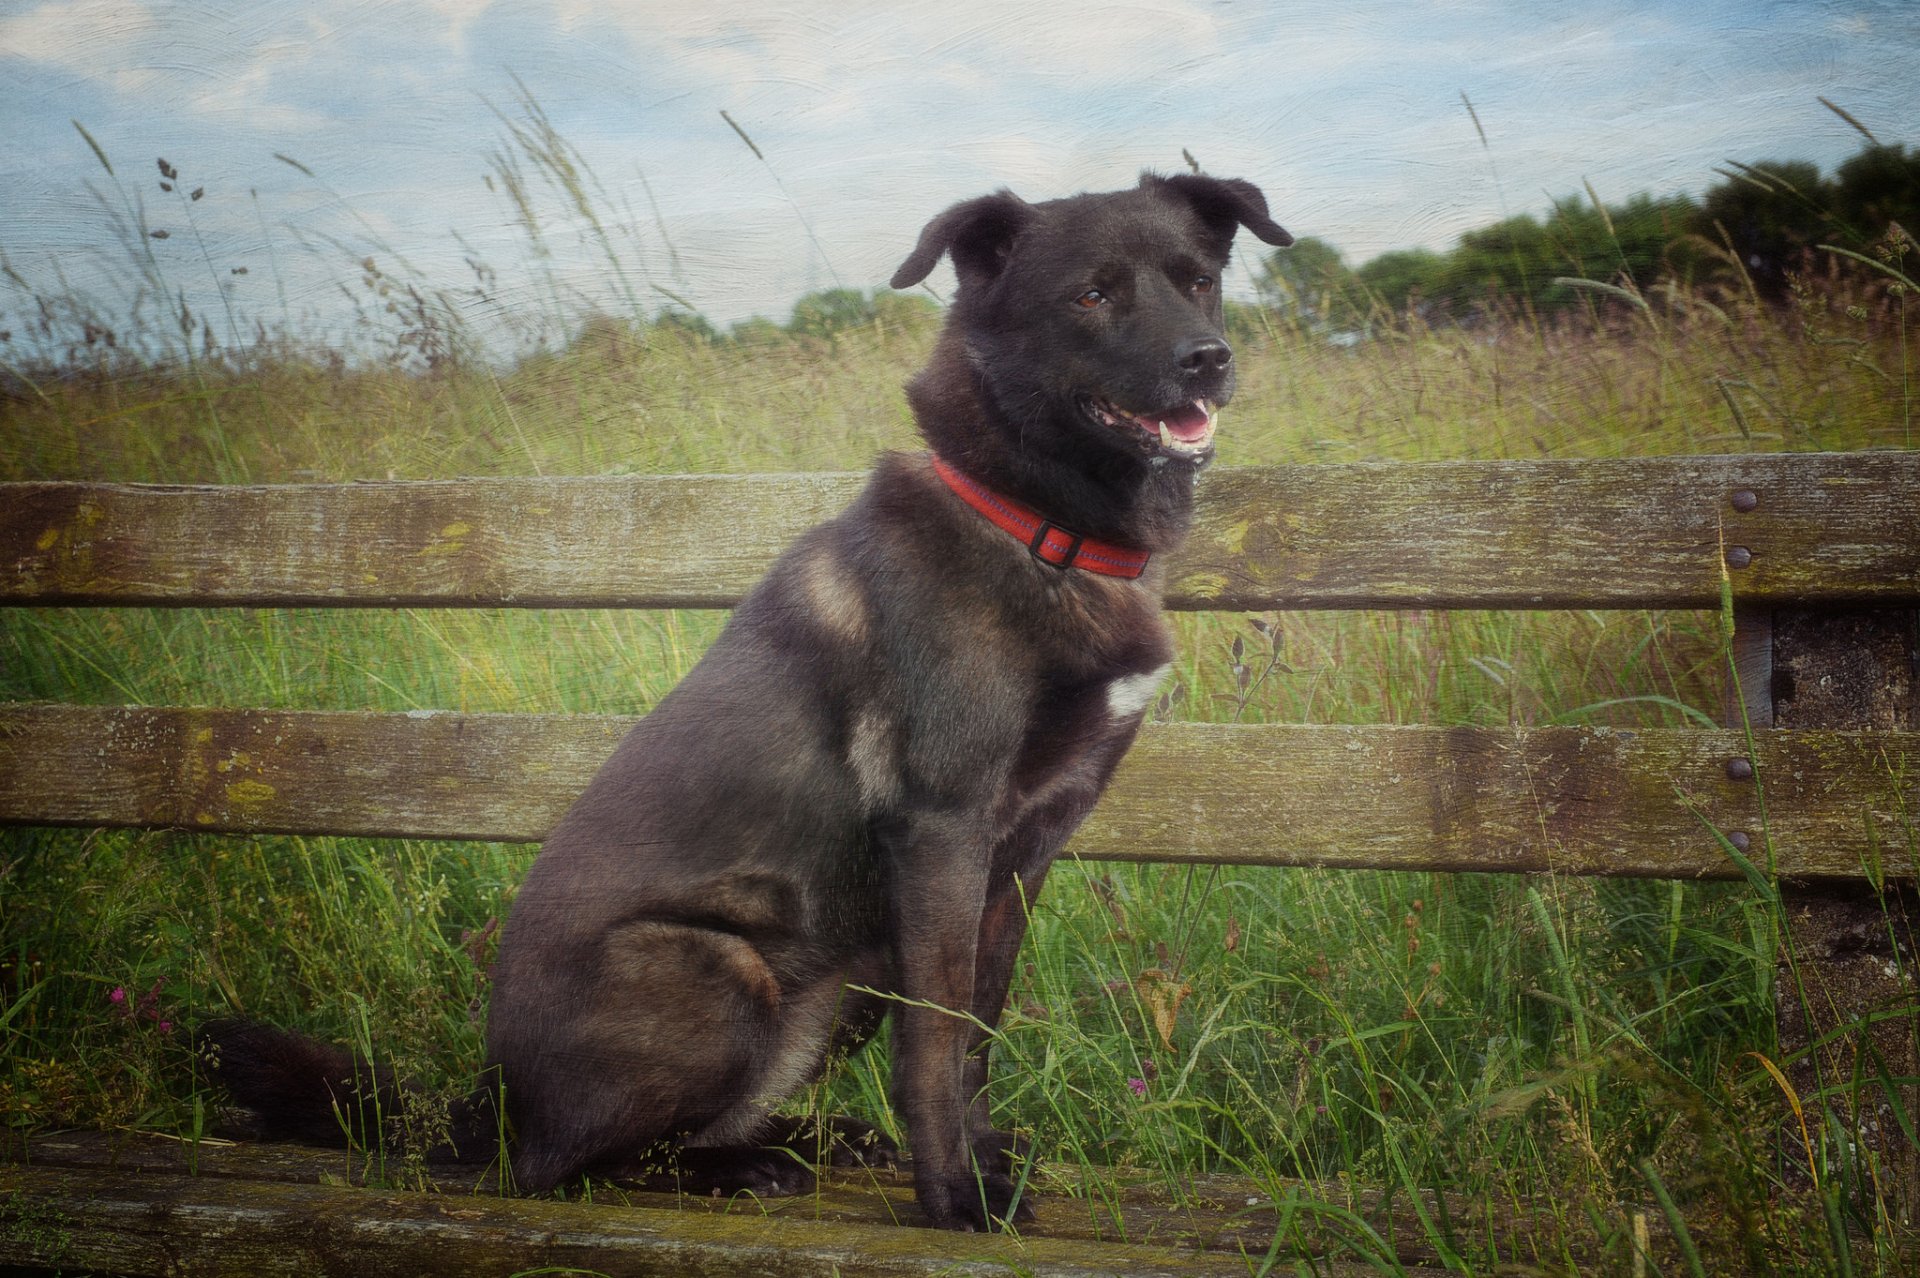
[2,0,1915,348]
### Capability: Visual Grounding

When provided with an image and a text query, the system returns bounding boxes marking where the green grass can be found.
[3,124,1917,1275]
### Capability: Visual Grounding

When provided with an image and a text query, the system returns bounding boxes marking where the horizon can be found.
[4,1,1916,354]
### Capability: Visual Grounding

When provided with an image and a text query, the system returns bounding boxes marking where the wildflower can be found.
[108,986,126,1005]
[1127,1077,1148,1097]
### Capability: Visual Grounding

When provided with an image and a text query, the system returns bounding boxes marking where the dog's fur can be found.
[202,173,1290,1231]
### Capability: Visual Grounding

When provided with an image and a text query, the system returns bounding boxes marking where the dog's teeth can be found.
[1158,422,1173,448]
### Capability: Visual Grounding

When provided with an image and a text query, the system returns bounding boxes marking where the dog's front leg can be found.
[886,810,1018,1232]
[959,725,1148,1188]
[957,865,1047,1190]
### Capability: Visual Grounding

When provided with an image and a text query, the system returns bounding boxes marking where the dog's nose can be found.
[1174,336,1233,375]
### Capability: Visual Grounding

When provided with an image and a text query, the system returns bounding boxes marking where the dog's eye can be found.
[1191,276,1216,294]
[1074,289,1106,309]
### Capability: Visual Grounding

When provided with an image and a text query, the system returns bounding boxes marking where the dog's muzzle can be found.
[1087,396,1217,458]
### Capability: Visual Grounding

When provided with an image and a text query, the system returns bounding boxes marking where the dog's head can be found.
[892,174,1291,468]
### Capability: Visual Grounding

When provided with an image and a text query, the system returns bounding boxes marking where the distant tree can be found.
[651,308,718,344]
[1601,192,1706,289]
[1540,191,1703,304]
[871,289,940,333]
[1691,160,1834,300]
[1255,236,1365,330]
[1222,299,1277,344]
[788,287,878,338]
[1831,142,1920,245]
[1540,196,1615,282]
[1441,213,1559,313]
[568,312,645,360]
[727,315,788,347]
[1355,247,1446,316]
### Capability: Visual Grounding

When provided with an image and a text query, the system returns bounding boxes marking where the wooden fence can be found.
[2,450,1915,1274]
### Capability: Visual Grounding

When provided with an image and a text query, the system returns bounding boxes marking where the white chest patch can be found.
[1106,663,1172,720]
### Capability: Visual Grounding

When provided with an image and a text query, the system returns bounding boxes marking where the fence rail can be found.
[2,704,1912,880]
[6,452,1916,611]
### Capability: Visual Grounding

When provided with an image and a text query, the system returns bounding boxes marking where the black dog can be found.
[203,173,1290,1232]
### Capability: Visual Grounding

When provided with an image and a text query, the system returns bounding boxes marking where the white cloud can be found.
[421,0,496,51]
[0,0,165,91]
[559,0,1223,86]
[183,30,335,133]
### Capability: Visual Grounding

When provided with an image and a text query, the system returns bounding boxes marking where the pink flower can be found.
[1127,1077,1148,1097]
[108,986,126,1005]
[157,1021,172,1033]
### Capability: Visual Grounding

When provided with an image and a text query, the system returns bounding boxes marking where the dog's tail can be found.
[195,1018,501,1161]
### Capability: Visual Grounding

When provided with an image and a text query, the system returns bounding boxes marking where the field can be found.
[3,149,1917,1275]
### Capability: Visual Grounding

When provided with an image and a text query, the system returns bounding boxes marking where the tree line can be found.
[1255,139,1917,330]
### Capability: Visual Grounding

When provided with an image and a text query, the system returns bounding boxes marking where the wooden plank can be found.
[1726,606,1775,728]
[1185,451,1920,610]
[0,1129,1670,1272]
[0,472,865,611]
[3,704,1913,880]
[3,452,1914,611]
[0,1162,1429,1278]
[0,704,632,842]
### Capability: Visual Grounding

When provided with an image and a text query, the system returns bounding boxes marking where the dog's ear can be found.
[890,190,1035,290]
[1144,173,1295,249]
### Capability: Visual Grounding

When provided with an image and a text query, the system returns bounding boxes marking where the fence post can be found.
[1748,606,1919,1231]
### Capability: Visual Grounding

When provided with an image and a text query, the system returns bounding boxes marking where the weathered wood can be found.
[2,1162,1439,1278]
[1,1129,1686,1272]
[4,452,1915,611]
[1184,451,1920,610]
[1726,606,1775,729]
[2,704,1914,880]
[1768,608,1920,1229]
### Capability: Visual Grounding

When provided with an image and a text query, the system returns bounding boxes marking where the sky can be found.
[2,0,1915,352]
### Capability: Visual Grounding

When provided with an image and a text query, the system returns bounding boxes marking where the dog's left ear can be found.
[1143,173,1295,249]
[891,189,1036,291]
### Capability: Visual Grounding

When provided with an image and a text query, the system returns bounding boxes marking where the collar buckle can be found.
[1028,520,1084,570]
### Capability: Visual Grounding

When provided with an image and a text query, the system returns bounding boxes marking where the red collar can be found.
[930,455,1150,580]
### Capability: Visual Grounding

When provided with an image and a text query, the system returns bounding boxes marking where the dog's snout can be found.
[1174,336,1233,377]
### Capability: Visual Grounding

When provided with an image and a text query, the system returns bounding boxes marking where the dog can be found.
[202,173,1291,1232]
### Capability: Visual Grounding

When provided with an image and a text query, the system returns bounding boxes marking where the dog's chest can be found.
[1102,662,1172,720]
[1003,659,1171,808]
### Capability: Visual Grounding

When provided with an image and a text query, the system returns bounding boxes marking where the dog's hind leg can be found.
[513,947,892,1197]
[499,920,788,1193]
[741,976,898,1170]
[663,968,895,1190]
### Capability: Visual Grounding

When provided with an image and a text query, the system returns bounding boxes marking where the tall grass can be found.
[2,111,1916,1275]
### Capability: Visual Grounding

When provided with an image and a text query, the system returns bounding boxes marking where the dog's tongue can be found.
[1162,401,1211,442]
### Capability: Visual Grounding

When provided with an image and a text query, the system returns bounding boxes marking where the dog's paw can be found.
[660,1145,817,1199]
[761,1113,901,1169]
[817,1115,901,1170]
[968,1127,1031,1178]
[916,1170,1036,1232]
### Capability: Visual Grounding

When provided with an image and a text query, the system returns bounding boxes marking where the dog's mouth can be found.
[1085,397,1217,458]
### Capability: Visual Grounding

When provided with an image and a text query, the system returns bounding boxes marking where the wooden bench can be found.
[2,451,1915,1275]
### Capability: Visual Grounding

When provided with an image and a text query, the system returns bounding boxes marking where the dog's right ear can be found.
[1145,173,1295,250]
[890,190,1034,291]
